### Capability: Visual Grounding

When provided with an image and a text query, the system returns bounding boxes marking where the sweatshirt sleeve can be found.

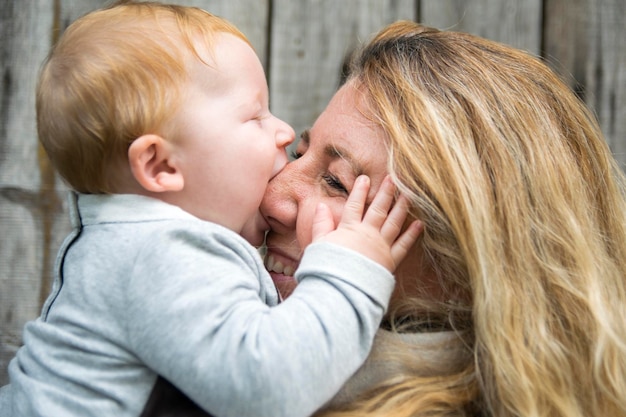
[125,224,394,417]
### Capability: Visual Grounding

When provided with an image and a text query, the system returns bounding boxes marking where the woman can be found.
[261,21,626,417]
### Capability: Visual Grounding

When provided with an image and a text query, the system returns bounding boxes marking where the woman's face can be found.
[261,82,413,298]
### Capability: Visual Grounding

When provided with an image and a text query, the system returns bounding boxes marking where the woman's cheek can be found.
[296,208,316,248]
[299,200,346,247]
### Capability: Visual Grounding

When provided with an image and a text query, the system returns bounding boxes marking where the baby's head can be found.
[37,1,249,194]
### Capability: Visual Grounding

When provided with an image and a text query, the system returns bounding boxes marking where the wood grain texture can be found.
[0,0,62,385]
[420,0,542,54]
[544,0,626,167]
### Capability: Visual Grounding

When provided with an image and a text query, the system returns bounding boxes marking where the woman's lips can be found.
[264,253,296,281]
[264,250,299,299]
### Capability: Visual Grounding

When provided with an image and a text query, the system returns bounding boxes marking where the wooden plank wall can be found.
[1,0,624,385]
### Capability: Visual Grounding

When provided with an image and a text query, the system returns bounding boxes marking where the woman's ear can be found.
[128,134,184,192]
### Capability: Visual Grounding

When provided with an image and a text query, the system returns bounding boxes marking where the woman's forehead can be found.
[309,84,388,168]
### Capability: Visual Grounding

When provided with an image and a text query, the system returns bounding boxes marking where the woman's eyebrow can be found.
[327,144,363,176]
[302,129,364,175]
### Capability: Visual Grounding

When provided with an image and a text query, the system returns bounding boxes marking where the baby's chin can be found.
[241,212,270,247]
[241,229,265,247]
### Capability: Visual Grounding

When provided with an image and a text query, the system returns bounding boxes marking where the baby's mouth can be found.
[264,254,295,281]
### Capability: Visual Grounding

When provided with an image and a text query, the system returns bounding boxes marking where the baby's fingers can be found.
[390,220,423,267]
[380,194,411,242]
[339,175,370,225]
[311,203,336,242]
[361,176,396,228]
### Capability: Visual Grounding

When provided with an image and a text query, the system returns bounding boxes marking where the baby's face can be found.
[167,34,294,245]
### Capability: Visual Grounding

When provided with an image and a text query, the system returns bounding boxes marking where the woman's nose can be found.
[261,160,301,230]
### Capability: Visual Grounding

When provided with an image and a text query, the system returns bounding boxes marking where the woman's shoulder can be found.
[328,329,468,408]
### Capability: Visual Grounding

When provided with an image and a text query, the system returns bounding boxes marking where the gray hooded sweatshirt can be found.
[0,193,394,417]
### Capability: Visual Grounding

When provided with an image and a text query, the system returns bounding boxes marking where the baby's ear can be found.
[128,134,184,192]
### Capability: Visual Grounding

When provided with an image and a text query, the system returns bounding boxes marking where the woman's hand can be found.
[312,175,423,272]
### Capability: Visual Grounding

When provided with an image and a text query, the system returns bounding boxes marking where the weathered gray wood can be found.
[1,0,56,387]
[269,0,417,143]
[544,0,626,168]
[420,0,543,54]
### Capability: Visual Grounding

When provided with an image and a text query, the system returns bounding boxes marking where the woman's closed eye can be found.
[289,150,349,194]
[287,147,347,194]
[322,173,348,194]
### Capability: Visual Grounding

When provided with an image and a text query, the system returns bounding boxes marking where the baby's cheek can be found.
[240,213,269,247]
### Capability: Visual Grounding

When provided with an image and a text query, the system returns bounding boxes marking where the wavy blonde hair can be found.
[319,21,626,417]
[37,1,249,193]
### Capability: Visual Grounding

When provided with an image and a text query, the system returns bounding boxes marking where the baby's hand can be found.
[312,175,423,272]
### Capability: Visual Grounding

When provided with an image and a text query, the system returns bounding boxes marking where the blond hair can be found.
[37,1,249,193]
[319,21,626,417]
